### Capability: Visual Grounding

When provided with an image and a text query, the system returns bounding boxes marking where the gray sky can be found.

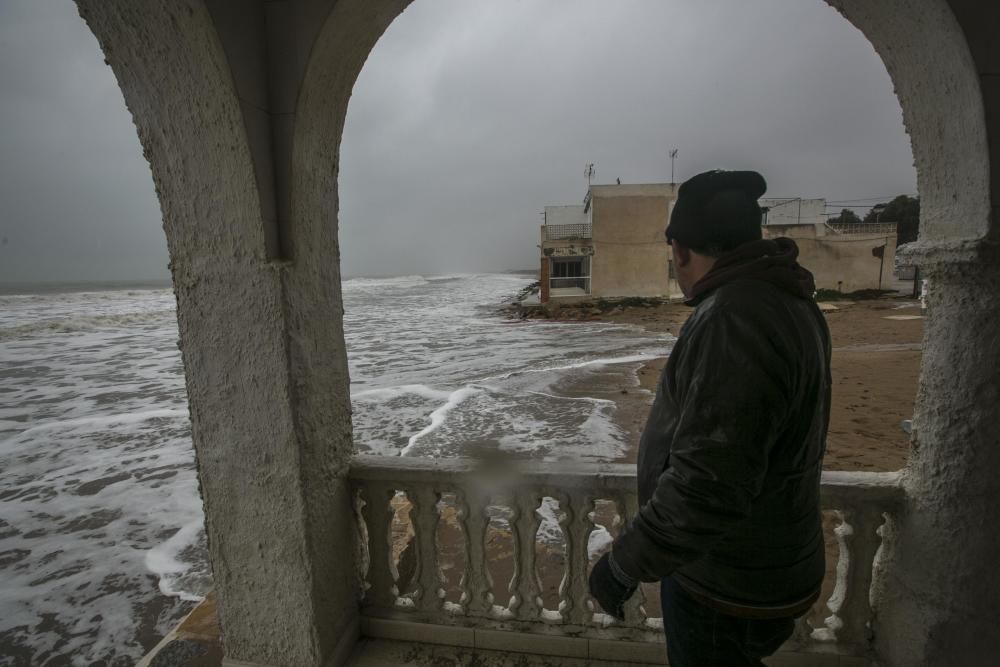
[0,0,916,283]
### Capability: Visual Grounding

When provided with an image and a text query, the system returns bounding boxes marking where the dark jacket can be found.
[612,238,831,613]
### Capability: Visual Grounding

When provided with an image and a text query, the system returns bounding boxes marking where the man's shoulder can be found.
[691,279,785,322]
[684,279,820,347]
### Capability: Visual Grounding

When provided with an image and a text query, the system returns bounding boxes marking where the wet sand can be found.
[582,296,924,472]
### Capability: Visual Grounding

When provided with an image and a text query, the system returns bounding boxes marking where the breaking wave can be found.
[0,309,176,340]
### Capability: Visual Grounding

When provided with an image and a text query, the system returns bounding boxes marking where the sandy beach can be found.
[583,295,923,473]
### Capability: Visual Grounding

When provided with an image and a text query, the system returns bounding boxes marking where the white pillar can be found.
[76,2,359,664]
[873,240,1000,665]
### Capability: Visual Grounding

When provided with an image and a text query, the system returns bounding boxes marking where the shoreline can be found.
[533,293,923,627]
[540,294,923,473]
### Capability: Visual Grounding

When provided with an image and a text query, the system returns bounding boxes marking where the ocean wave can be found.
[481,352,663,383]
[351,384,454,402]
[0,309,176,340]
[145,518,210,602]
[342,275,430,291]
[399,385,482,456]
[1,409,188,446]
[424,273,473,283]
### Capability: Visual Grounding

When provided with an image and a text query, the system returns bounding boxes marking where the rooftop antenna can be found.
[585,163,595,187]
[669,148,678,184]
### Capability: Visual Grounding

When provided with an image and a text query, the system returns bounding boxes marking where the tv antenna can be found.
[585,163,595,186]
[669,149,678,184]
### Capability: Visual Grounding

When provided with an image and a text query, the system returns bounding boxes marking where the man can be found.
[589,170,831,666]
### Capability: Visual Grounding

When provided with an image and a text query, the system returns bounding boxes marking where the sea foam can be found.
[0,274,673,664]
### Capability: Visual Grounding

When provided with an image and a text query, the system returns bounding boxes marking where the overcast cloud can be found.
[0,0,916,283]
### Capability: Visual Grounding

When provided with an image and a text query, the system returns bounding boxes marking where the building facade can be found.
[539,183,681,303]
[540,190,897,301]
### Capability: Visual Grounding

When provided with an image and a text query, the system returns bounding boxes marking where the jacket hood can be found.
[686,237,816,306]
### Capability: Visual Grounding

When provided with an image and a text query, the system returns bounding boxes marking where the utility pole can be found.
[669,149,678,184]
[873,243,888,290]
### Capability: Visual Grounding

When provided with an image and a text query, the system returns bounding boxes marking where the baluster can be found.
[360,482,396,610]
[792,616,815,648]
[560,491,596,626]
[458,486,492,616]
[616,493,647,627]
[512,490,543,621]
[836,507,882,648]
[412,485,443,616]
[352,487,370,589]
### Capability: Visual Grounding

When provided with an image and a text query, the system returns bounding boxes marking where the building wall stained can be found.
[763,223,898,292]
[589,184,677,299]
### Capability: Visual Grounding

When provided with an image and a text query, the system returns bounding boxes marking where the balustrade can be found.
[349,455,903,659]
[543,223,593,240]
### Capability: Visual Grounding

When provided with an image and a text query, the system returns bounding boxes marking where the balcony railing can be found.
[827,223,898,236]
[550,276,591,293]
[543,223,593,241]
[349,455,904,664]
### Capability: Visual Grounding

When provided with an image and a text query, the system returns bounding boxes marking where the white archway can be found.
[76,0,998,664]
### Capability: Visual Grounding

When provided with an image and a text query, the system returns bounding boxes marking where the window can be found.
[552,258,584,278]
[549,256,590,293]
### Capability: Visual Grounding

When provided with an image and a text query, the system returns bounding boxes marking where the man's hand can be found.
[589,552,638,620]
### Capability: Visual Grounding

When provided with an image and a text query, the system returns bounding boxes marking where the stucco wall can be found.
[761,198,827,227]
[804,235,896,292]
[544,204,588,227]
[589,186,677,298]
[541,240,594,258]
[764,224,897,292]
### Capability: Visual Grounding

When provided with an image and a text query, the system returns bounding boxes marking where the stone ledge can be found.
[357,618,871,666]
[896,238,1000,270]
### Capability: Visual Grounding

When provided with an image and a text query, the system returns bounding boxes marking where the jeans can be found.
[661,576,796,666]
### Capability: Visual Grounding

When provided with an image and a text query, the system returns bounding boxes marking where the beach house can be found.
[539,183,682,304]
[539,189,898,303]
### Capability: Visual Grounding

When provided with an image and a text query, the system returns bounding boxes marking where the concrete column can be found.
[75,2,359,665]
[540,258,551,304]
[873,240,1000,666]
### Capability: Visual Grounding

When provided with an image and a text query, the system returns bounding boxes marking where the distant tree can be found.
[827,208,864,225]
[863,195,920,244]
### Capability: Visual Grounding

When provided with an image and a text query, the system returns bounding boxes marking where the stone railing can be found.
[349,455,904,663]
[543,223,593,241]
[827,222,898,236]
[550,276,591,292]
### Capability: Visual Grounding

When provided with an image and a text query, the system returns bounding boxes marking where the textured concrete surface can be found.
[829,0,991,243]
[762,224,898,292]
[75,1,358,664]
[877,240,1000,666]
[826,2,998,665]
[588,184,677,299]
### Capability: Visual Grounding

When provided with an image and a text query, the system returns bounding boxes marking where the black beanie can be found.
[665,170,767,252]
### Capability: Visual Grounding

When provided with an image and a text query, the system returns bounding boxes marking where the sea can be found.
[0,273,672,665]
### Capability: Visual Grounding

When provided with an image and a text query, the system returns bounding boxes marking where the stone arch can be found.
[76,0,996,665]
[76,1,359,665]
[826,0,991,241]
[298,7,996,665]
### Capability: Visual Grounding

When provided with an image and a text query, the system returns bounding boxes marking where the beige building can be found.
[539,183,682,303]
[763,222,898,293]
[760,197,898,292]
[539,190,898,301]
